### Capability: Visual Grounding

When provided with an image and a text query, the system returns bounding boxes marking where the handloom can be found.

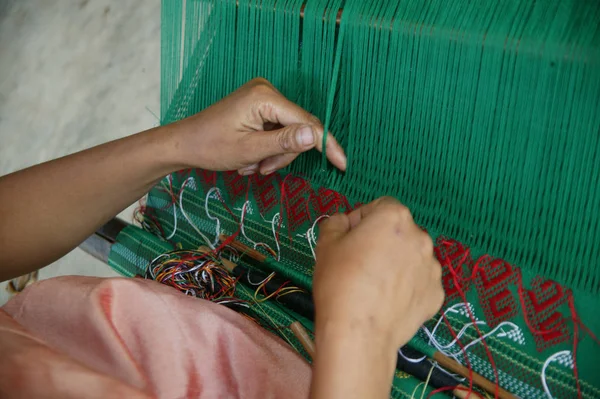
[103,0,600,398]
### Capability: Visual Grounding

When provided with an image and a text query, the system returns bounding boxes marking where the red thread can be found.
[212,177,252,254]
[223,171,248,201]
[526,277,569,351]
[435,238,473,304]
[565,291,600,399]
[197,169,217,191]
[441,313,475,398]
[251,173,278,215]
[515,270,561,337]
[443,252,501,399]
[428,385,483,399]
[310,187,344,215]
[474,257,519,327]
[278,174,310,240]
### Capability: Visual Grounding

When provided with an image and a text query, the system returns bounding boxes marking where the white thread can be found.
[204,187,222,247]
[165,175,178,240]
[271,213,281,261]
[306,215,329,260]
[240,201,258,247]
[421,302,525,369]
[420,326,462,363]
[541,350,573,399]
[459,322,523,354]
[246,270,275,286]
[218,299,249,308]
[179,177,215,249]
[173,261,205,279]
[148,253,169,278]
[497,324,526,345]
[238,201,277,255]
[398,348,427,363]
[423,319,524,358]
[428,303,474,343]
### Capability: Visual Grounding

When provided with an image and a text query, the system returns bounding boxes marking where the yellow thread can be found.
[410,383,425,399]
[248,295,300,353]
[395,370,411,379]
[419,363,436,399]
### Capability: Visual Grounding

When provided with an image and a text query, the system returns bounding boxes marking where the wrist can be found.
[315,316,397,358]
[315,309,397,351]
[311,318,397,399]
[146,123,192,173]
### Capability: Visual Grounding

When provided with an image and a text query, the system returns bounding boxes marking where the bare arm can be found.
[0,126,179,281]
[312,319,397,399]
[0,78,346,281]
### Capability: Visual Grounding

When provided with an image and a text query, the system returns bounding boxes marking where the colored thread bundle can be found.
[234,266,315,321]
[145,250,243,307]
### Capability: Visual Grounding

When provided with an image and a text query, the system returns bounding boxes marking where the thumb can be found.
[249,124,316,160]
[316,214,351,251]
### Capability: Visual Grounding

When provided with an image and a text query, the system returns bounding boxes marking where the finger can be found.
[317,214,351,249]
[255,92,318,127]
[346,196,401,227]
[311,126,347,171]
[259,153,298,175]
[257,98,347,171]
[238,164,259,176]
[240,123,316,162]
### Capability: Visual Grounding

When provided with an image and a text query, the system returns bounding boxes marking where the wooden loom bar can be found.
[235,1,343,24]
[299,4,343,24]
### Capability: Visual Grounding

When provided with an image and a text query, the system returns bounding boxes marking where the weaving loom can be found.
[100,0,600,397]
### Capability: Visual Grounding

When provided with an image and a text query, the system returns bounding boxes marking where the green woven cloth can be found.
[109,1,600,397]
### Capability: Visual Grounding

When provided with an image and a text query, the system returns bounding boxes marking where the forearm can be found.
[0,124,184,281]
[310,319,396,399]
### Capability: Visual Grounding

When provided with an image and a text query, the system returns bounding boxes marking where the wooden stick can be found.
[433,352,516,399]
[235,1,343,24]
[299,4,343,24]
[453,388,484,399]
[198,245,237,272]
[219,234,268,262]
[290,321,315,360]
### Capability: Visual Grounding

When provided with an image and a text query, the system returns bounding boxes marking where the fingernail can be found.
[261,167,276,175]
[340,154,348,171]
[239,166,257,176]
[296,126,314,147]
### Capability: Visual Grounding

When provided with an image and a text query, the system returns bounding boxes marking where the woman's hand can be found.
[0,77,345,281]
[314,196,444,347]
[168,78,347,175]
[310,197,444,399]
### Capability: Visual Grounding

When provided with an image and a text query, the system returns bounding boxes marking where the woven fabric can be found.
[108,1,600,397]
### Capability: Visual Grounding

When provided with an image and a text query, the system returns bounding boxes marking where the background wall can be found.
[0,0,161,304]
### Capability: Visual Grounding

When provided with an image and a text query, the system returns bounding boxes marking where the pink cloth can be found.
[0,276,311,398]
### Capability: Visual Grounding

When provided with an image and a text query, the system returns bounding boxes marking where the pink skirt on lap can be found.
[0,276,311,398]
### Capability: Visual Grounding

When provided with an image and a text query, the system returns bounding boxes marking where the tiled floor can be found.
[0,0,160,304]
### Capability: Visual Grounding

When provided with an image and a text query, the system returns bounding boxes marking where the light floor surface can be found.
[0,0,161,304]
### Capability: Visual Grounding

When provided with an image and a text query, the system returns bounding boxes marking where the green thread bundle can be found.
[107,1,600,398]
